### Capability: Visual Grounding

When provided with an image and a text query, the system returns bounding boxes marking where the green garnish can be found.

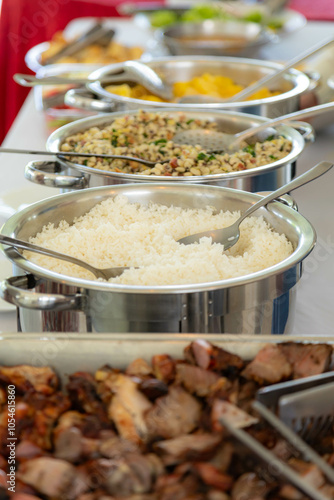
[111,137,118,147]
[265,135,275,141]
[243,145,256,157]
[269,155,278,160]
[197,152,207,161]
[153,138,168,145]
[186,119,194,125]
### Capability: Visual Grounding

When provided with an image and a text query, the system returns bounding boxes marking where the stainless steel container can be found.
[0,333,332,376]
[64,56,311,117]
[24,108,313,193]
[158,20,277,58]
[0,183,316,335]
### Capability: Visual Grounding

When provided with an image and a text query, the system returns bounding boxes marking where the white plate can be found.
[0,184,59,312]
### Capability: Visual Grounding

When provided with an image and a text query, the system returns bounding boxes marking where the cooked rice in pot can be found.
[25,195,294,286]
[60,110,293,177]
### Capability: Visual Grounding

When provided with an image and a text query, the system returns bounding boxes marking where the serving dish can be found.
[158,19,277,57]
[1,333,333,499]
[64,56,312,119]
[0,332,333,378]
[0,182,316,334]
[24,108,312,193]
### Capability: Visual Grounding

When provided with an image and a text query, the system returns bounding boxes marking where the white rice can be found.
[25,195,293,286]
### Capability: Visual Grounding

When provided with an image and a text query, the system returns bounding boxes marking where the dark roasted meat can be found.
[0,341,332,500]
[241,344,292,384]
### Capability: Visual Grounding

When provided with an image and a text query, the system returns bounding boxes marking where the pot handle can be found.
[24,160,89,189]
[284,120,315,144]
[0,275,85,311]
[65,88,116,112]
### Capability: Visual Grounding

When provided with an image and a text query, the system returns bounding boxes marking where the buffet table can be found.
[0,18,333,335]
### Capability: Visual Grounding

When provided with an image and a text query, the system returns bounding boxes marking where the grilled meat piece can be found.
[184,340,244,375]
[99,435,139,459]
[211,400,259,432]
[152,354,176,384]
[126,358,153,377]
[0,365,58,395]
[175,363,221,397]
[145,386,201,440]
[108,374,152,445]
[154,433,222,463]
[279,342,332,378]
[231,472,272,500]
[193,462,233,491]
[241,344,292,385]
[17,457,81,499]
[67,372,109,424]
[139,378,169,401]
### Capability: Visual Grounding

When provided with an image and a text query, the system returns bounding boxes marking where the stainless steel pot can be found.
[24,108,313,193]
[0,183,316,334]
[64,56,311,117]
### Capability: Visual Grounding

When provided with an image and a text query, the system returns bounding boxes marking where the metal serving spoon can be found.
[178,35,334,105]
[173,101,334,152]
[0,148,169,168]
[177,161,333,247]
[0,235,133,280]
[14,60,173,101]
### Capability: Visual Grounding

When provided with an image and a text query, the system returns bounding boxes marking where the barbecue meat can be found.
[279,342,332,378]
[145,386,201,440]
[152,354,176,384]
[0,365,58,394]
[184,340,244,374]
[108,374,152,445]
[211,400,259,432]
[175,363,221,397]
[154,433,222,463]
[241,344,292,384]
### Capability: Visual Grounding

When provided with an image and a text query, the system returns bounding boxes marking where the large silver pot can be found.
[0,183,315,334]
[64,56,311,117]
[25,108,313,193]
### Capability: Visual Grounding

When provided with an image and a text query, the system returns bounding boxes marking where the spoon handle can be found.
[228,36,334,103]
[238,161,334,224]
[0,234,101,277]
[233,101,334,144]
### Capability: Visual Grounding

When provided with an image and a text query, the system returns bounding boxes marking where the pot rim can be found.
[86,55,310,108]
[47,107,304,181]
[1,183,316,294]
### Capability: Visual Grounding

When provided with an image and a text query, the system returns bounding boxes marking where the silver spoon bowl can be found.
[173,102,334,152]
[177,161,333,248]
[0,235,133,280]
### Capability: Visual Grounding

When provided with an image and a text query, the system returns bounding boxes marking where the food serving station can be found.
[0,2,333,499]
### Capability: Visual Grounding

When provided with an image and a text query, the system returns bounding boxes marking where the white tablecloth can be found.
[0,18,334,334]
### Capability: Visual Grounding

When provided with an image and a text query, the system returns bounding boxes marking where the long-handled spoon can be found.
[173,101,334,152]
[14,60,173,101]
[177,161,333,247]
[0,235,134,280]
[0,148,169,168]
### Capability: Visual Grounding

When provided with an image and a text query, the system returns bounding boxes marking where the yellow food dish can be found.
[104,72,281,102]
[40,31,143,65]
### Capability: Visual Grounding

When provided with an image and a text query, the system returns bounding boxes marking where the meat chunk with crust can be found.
[145,386,201,439]
[175,363,221,397]
[17,457,84,499]
[154,433,222,462]
[0,365,58,394]
[241,344,292,385]
[211,400,259,432]
[108,374,152,445]
[184,340,244,374]
[279,342,332,379]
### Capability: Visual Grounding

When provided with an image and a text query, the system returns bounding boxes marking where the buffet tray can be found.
[1,334,333,381]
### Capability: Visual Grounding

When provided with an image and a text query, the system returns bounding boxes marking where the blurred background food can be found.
[39,30,144,65]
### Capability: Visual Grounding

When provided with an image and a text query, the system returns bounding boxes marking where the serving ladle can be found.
[173,101,334,152]
[14,60,174,101]
[0,235,134,280]
[177,161,333,247]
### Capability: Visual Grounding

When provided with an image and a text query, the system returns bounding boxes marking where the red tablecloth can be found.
[288,0,334,21]
[0,0,152,143]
